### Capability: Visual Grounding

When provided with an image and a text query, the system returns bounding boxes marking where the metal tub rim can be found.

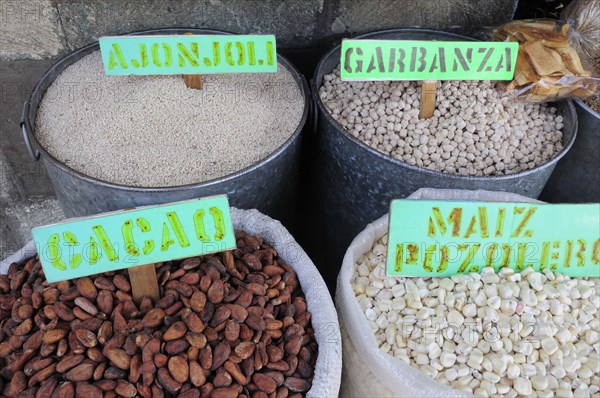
[311,28,578,183]
[573,98,600,121]
[22,28,310,193]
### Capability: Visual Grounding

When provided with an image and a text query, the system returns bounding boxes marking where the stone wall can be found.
[2,0,517,61]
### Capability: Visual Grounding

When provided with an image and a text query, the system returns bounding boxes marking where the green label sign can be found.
[99,35,277,75]
[386,200,600,277]
[32,196,236,282]
[341,40,518,81]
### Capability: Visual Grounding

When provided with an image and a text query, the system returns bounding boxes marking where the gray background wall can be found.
[0,0,517,258]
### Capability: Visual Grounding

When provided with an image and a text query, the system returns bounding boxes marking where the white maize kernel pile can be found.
[352,234,600,397]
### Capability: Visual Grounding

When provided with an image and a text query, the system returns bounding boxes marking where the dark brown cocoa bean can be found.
[36,376,58,398]
[96,321,112,345]
[56,354,84,373]
[253,373,277,394]
[180,389,201,398]
[53,303,74,322]
[95,379,116,392]
[103,366,127,380]
[24,357,54,377]
[164,339,190,355]
[114,380,137,397]
[105,348,130,370]
[235,342,256,360]
[210,306,231,327]
[189,291,207,313]
[92,362,106,381]
[85,348,104,364]
[223,361,247,385]
[207,280,224,304]
[266,346,284,363]
[168,356,189,384]
[63,361,93,382]
[74,328,97,348]
[189,361,206,387]
[213,368,232,388]
[9,370,27,394]
[211,341,231,371]
[246,314,266,331]
[185,312,205,333]
[157,368,182,394]
[128,354,141,384]
[141,338,160,362]
[74,383,102,398]
[186,332,208,349]
[51,381,74,398]
[283,377,310,393]
[112,275,130,292]
[163,321,187,341]
[225,320,240,342]
[75,277,97,300]
[154,353,168,368]
[200,345,213,370]
[123,335,137,356]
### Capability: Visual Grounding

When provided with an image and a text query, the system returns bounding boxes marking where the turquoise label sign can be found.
[32,195,236,282]
[99,35,277,75]
[341,40,518,81]
[386,200,600,277]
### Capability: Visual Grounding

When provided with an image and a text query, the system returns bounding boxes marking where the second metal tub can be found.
[306,29,577,289]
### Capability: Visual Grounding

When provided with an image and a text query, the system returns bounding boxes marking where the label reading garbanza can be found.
[386,200,600,277]
[341,40,518,81]
[32,195,236,282]
[99,35,276,75]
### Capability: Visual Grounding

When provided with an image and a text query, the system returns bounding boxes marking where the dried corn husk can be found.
[493,19,599,103]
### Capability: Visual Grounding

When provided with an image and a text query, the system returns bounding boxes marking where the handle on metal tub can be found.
[21,121,40,161]
[310,79,319,135]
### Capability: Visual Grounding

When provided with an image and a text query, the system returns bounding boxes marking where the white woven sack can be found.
[1,207,342,398]
[336,188,540,397]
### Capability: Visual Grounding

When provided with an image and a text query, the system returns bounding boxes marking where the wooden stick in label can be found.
[419,80,437,119]
[183,32,203,90]
[128,264,160,303]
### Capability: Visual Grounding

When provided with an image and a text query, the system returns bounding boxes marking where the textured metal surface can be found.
[308,29,578,289]
[21,28,309,229]
[541,99,600,203]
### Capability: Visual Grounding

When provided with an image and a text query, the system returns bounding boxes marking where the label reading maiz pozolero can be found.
[386,200,600,277]
[99,35,277,75]
[341,40,518,81]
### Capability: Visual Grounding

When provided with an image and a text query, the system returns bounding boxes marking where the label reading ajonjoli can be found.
[99,35,276,75]
[341,40,518,81]
[386,200,600,277]
[32,195,236,282]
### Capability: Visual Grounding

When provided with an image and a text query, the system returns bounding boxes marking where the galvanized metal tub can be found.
[540,98,599,203]
[21,28,309,228]
[307,29,577,289]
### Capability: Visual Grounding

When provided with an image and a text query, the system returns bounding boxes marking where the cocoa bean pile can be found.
[0,231,317,398]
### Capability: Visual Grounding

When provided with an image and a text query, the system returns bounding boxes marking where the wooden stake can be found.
[184,74,203,90]
[419,80,437,119]
[183,32,203,90]
[128,264,160,303]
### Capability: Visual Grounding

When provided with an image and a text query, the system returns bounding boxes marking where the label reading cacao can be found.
[32,195,236,282]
